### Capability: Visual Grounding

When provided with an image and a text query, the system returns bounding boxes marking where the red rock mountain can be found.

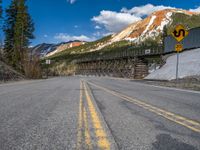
[46,41,85,57]
[92,9,200,51]
[110,9,199,44]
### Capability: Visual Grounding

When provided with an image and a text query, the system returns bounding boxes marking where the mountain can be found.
[110,9,200,44]
[84,9,200,52]
[46,41,86,57]
[48,8,200,60]
[31,40,86,57]
[44,8,200,76]
[46,35,112,59]
[31,43,56,57]
[92,9,200,51]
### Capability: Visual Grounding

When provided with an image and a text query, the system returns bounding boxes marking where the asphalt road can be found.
[0,77,200,150]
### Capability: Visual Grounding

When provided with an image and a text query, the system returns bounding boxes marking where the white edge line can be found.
[136,82,200,94]
[76,76,200,94]
[85,76,200,94]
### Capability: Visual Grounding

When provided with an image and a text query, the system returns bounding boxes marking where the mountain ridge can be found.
[31,40,86,57]
[46,8,200,59]
[98,9,200,50]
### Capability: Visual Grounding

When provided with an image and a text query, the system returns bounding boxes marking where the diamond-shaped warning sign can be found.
[171,24,189,42]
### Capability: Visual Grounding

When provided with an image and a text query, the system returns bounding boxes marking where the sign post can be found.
[176,52,179,83]
[45,60,51,78]
[175,43,183,82]
[171,25,189,82]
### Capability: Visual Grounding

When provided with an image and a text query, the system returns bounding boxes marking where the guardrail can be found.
[76,45,163,63]
[75,27,200,64]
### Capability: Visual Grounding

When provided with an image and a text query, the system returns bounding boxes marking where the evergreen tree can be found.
[0,0,2,20]
[3,0,18,65]
[3,0,34,71]
[0,0,3,60]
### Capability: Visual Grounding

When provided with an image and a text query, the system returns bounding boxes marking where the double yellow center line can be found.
[77,81,111,150]
[87,81,200,133]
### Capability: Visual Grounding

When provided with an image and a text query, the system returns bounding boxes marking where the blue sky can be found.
[2,0,200,46]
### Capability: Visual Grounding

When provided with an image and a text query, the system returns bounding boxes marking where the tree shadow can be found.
[152,134,198,150]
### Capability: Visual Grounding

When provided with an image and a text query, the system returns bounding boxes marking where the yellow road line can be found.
[83,81,111,150]
[83,107,92,149]
[76,81,83,150]
[87,81,200,133]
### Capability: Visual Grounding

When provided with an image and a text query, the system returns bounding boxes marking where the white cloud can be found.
[102,32,113,36]
[44,34,48,38]
[121,4,174,17]
[92,4,174,33]
[93,31,101,37]
[93,31,113,37]
[95,25,101,29]
[54,33,96,42]
[67,0,76,4]
[92,10,141,32]
[189,6,200,12]
[91,4,200,37]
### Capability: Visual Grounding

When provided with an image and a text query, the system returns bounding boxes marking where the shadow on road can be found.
[152,134,198,150]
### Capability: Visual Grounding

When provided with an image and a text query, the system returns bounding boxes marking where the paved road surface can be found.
[0,77,200,150]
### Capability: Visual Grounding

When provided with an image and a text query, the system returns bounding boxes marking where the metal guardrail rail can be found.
[75,27,200,64]
[76,45,163,63]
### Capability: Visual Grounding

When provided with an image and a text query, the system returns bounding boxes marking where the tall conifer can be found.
[3,0,34,71]
[0,0,3,60]
[3,0,18,65]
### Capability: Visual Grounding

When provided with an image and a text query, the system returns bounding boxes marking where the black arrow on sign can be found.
[173,29,186,38]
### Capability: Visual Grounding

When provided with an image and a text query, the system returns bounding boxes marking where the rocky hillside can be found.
[31,40,86,57]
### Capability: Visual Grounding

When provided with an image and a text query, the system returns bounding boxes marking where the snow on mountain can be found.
[46,41,86,57]
[34,9,200,57]
[31,41,85,57]
[92,9,199,51]
[31,43,56,57]
[145,48,200,80]
[111,9,197,43]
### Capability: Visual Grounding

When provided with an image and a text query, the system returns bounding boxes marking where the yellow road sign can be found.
[171,24,189,42]
[175,43,183,52]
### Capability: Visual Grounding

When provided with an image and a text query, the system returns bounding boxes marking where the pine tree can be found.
[3,0,34,72]
[14,0,34,72]
[3,0,18,65]
[0,0,3,61]
[0,0,2,21]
